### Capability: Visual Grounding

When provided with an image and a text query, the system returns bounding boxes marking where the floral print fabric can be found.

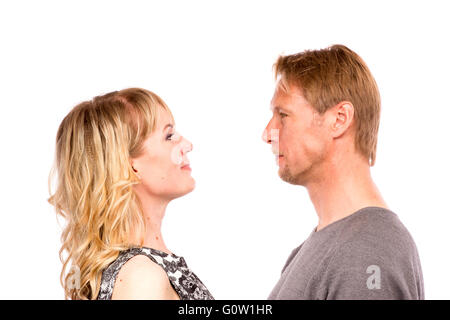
[97,247,214,300]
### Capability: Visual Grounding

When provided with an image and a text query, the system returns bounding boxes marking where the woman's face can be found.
[131,108,195,201]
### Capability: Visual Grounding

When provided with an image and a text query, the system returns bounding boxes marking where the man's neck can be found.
[306,157,388,232]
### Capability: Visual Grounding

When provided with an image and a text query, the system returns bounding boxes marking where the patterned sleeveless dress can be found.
[97,247,214,300]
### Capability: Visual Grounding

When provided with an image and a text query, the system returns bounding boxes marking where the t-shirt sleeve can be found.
[317,238,424,300]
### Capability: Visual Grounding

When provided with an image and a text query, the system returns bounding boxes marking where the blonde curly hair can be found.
[47,88,173,299]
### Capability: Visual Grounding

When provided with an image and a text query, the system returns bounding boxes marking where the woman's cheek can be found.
[170,144,183,165]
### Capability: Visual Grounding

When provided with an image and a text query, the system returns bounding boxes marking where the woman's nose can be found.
[181,137,193,154]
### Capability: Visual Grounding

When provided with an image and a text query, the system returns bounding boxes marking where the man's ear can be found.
[329,101,354,138]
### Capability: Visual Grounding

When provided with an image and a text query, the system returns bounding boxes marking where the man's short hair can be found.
[274,44,381,166]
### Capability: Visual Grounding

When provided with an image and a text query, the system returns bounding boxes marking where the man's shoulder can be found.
[331,207,420,266]
[341,207,415,245]
[319,207,424,299]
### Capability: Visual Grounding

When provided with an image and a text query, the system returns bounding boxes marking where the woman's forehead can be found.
[156,107,175,129]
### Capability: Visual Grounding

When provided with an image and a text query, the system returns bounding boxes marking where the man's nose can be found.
[262,119,275,144]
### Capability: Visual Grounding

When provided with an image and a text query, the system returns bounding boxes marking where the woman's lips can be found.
[181,164,191,171]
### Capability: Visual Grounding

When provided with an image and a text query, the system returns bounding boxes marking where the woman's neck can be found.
[134,194,172,254]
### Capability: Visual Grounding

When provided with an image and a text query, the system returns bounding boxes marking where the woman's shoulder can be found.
[111,253,176,300]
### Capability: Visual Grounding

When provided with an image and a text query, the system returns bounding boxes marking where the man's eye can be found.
[279,112,288,118]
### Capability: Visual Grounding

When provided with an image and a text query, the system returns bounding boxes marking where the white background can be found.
[0,0,449,299]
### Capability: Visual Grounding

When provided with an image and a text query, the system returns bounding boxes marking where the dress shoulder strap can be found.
[97,247,161,300]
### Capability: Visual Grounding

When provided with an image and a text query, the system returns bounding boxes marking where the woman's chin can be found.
[171,180,196,199]
[184,179,196,194]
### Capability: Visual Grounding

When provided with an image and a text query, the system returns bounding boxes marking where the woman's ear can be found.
[130,161,141,180]
[330,101,354,138]
[130,159,139,173]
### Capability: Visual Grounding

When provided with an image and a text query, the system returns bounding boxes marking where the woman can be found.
[48,88,214,300]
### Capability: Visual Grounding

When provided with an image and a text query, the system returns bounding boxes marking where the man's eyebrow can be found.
[270,105,288,113]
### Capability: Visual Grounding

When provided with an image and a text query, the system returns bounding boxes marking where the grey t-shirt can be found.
[268,207,424,300]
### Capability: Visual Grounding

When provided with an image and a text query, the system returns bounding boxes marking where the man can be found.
[263,45,424,299]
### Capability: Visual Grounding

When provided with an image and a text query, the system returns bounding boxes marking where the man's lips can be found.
[275,154,284,165]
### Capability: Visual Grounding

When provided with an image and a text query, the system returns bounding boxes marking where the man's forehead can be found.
[270,86,293,109]
[270,84,310,112]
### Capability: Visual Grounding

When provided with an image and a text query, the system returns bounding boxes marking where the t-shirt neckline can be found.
[312,206,394,235]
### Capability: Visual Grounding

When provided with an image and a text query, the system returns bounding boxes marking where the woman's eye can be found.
[279,112,288,118]
[167,132,180,141]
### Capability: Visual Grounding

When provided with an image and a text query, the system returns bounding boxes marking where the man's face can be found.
[263,84,330,186]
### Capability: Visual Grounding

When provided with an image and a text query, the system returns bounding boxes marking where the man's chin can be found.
[278,167,312,186]
[278,168,303,186]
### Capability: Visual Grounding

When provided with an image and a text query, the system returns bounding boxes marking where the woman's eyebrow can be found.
[163,123,173,131]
